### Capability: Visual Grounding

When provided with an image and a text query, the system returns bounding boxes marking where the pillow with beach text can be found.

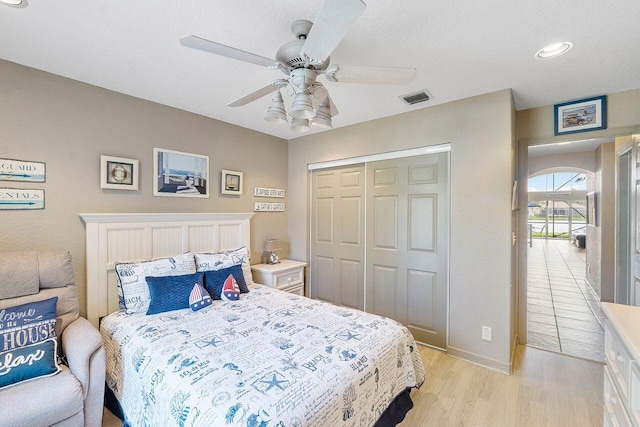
[115,252,196,314]
[0,297,60,389]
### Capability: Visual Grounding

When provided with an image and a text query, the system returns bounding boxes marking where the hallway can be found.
[527,238,605,362]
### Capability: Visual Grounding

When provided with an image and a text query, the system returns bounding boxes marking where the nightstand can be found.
[251,259,307,296]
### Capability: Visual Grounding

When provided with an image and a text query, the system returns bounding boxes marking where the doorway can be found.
[525,151,608,362]
[309,151,450,349]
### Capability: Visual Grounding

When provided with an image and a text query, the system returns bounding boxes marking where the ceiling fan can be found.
[180,0,416,132]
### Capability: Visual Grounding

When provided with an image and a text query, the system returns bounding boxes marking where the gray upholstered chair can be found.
[0,250,105,427]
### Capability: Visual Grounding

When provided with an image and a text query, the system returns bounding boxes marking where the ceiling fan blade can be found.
[180,35,280,69]
[325,65,417,85]
[301,0,366,65]
[227,80,288,107]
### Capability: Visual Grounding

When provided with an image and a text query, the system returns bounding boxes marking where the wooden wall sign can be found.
[254,202,285,212]
[0,158,45,182]
[0,188,45,210]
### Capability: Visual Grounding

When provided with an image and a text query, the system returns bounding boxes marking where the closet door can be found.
[310,165,365,310]
[366,153,449,349]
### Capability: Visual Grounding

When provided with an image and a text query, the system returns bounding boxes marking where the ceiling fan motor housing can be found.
[276,20,330,73]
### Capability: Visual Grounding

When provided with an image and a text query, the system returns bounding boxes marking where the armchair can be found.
[0,250,105,427]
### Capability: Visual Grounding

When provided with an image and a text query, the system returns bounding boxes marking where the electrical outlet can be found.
[482,326,492,341]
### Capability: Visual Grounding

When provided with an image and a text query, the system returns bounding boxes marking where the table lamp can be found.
[264,239,282,264]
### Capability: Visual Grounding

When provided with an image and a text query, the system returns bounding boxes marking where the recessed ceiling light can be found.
[535,41,574,59]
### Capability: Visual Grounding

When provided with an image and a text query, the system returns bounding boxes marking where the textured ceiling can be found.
[1,0,639,140]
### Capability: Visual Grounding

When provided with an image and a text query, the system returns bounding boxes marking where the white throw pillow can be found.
[195,246,253,285]
[115,252,196,314]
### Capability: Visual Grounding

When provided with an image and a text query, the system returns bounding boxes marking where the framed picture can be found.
[100,155,138,190]
[221,169,243,195]
[554,95,607,136]
[153,148,209,198]
[587,191,597,226]
[0,158,46,183]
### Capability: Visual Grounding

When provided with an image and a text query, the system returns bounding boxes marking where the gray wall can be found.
[0,59,289,316]
[289,89,517,371]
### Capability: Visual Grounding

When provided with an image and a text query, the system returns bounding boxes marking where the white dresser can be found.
[251,259,307,296]
[601,302,640,427]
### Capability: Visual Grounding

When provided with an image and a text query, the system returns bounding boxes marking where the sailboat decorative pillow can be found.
[220,274,240,302]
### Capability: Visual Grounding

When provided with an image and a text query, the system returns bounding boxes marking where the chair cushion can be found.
[0,251,39,299]
[37,250,75,289]
[0,365,83,427]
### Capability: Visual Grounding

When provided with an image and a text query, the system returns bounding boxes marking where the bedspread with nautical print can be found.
[101,285,425,427]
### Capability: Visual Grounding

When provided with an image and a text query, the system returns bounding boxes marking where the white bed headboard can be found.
[80,212,253,327]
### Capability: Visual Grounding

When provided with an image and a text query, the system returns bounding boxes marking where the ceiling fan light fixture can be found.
[289,90,315,119]
[290,118,311,133]
[310,97,332,129]
[536,41,574,59]
[264,91,288,124]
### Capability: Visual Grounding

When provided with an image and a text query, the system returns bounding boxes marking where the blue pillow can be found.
[0,297,60,389]
[146,272,204,315]
[203,264,248,299]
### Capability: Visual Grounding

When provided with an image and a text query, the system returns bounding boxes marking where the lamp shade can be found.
[289,90,315,119]
[310,97,332,129]
[264,239,283,264]
[264,239,282,252]
[264,91,287,124]
[290,118,311,132]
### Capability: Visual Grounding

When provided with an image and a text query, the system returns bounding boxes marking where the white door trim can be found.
[307,143,451,171]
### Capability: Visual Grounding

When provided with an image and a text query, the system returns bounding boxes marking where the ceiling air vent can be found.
[400,89,433,106]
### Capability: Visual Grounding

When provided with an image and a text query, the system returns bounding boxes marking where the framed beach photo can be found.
[100,155,138,190]
[221,169,243,195]
[554,95,607,136]
[153,148,209,198]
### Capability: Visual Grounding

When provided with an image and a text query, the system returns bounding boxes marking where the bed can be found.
[80,213,425,426]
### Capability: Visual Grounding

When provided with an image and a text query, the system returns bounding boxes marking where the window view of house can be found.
[528,171,588,240]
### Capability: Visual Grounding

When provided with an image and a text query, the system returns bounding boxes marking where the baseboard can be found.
[510,334,519,372]
[447,346,512,374]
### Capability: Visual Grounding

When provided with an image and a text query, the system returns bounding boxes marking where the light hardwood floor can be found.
[400,344,604,427]
[103,344,604,427]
